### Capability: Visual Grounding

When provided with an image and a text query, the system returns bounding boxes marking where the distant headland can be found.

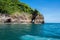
[0,0,44,24]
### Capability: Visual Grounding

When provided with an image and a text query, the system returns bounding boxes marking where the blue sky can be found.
[20,0,60,23]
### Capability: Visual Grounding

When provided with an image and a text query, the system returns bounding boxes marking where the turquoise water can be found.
[0,23,60,40]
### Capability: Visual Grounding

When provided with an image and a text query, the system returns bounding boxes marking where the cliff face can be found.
[0,12,44,24]
[0,0,44,24]
[34,15,44,24]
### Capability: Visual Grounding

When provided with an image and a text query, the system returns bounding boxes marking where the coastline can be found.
[0,23,42,24]
[0,13,44,24]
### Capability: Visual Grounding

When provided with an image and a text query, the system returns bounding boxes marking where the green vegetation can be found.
[0,0,40,15]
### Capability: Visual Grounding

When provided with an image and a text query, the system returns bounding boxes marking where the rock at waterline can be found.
[0,13,44,24]
[4,18,11,23]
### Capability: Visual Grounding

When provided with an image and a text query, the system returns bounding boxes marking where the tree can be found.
[0,0,40,15]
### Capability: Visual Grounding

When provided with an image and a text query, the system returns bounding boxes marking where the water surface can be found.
[0,23,60,40]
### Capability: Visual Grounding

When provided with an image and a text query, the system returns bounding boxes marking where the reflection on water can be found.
[0,24,33,40]
[0,23,60,40]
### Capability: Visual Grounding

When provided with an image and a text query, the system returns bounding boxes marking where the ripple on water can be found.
[20,35,60,40]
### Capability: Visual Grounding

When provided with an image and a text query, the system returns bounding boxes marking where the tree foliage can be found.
[0,0,40,14]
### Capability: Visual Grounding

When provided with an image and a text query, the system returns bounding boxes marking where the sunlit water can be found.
[0,23,60,40]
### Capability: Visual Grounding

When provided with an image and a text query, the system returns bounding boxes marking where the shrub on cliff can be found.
[0,0,40,15]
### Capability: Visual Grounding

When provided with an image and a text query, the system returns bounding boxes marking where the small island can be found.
[0,0,44,24]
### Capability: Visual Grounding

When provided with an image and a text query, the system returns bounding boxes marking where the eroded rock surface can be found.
[0,13,44,24]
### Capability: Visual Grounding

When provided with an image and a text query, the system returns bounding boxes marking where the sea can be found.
[0,23,60,40]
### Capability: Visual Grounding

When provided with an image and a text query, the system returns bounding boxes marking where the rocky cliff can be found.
[0,0,44,24]
[0,12,44,24]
